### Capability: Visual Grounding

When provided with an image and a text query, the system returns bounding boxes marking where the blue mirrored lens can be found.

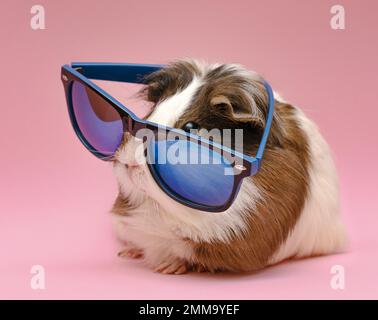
[149,139,234,208]
[71,81,123,156]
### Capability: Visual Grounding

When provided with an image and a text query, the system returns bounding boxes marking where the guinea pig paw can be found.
[192,263,207,273]
[118,246,144,259]
[154,258,188,275]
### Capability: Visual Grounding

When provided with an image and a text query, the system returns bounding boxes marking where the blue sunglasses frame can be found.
[61,62,274,212]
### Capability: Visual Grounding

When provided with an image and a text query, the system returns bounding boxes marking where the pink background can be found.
[1,0,377,299]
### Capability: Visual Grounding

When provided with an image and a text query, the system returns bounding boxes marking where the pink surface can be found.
[1,0,377,299]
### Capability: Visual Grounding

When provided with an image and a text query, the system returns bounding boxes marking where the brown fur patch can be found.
[173,65,284,150]
[111,193,137,215]
[186,102,311,272]
[141,60,202,105]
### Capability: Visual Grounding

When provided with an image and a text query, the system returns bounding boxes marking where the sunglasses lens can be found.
[148,139,235,209]
[71,81,123,156]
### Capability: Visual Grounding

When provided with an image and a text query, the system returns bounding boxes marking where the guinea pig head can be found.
[112,59,282,217]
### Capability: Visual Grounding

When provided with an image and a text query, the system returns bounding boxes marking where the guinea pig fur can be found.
[111,59,346,274]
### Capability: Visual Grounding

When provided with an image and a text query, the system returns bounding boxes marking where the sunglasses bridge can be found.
[122,116,150,137]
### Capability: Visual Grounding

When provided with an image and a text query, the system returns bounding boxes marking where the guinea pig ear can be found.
[210,95,264,128]
[210,95,231,109]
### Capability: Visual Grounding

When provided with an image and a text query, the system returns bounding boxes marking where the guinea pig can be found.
[111,59,346,274]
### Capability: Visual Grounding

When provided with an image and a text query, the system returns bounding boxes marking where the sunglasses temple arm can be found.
[71,62,164,83]
[255,81,275,162]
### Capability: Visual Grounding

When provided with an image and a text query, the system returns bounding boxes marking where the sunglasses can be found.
[61,62,274,212]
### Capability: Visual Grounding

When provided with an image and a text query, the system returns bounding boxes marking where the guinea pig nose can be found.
[182,121,200,132]
[125,162,140,169]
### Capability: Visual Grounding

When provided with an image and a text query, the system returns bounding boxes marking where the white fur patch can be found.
[148,77,203,127]
[112,172,260,267]
[269,107,347,264]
